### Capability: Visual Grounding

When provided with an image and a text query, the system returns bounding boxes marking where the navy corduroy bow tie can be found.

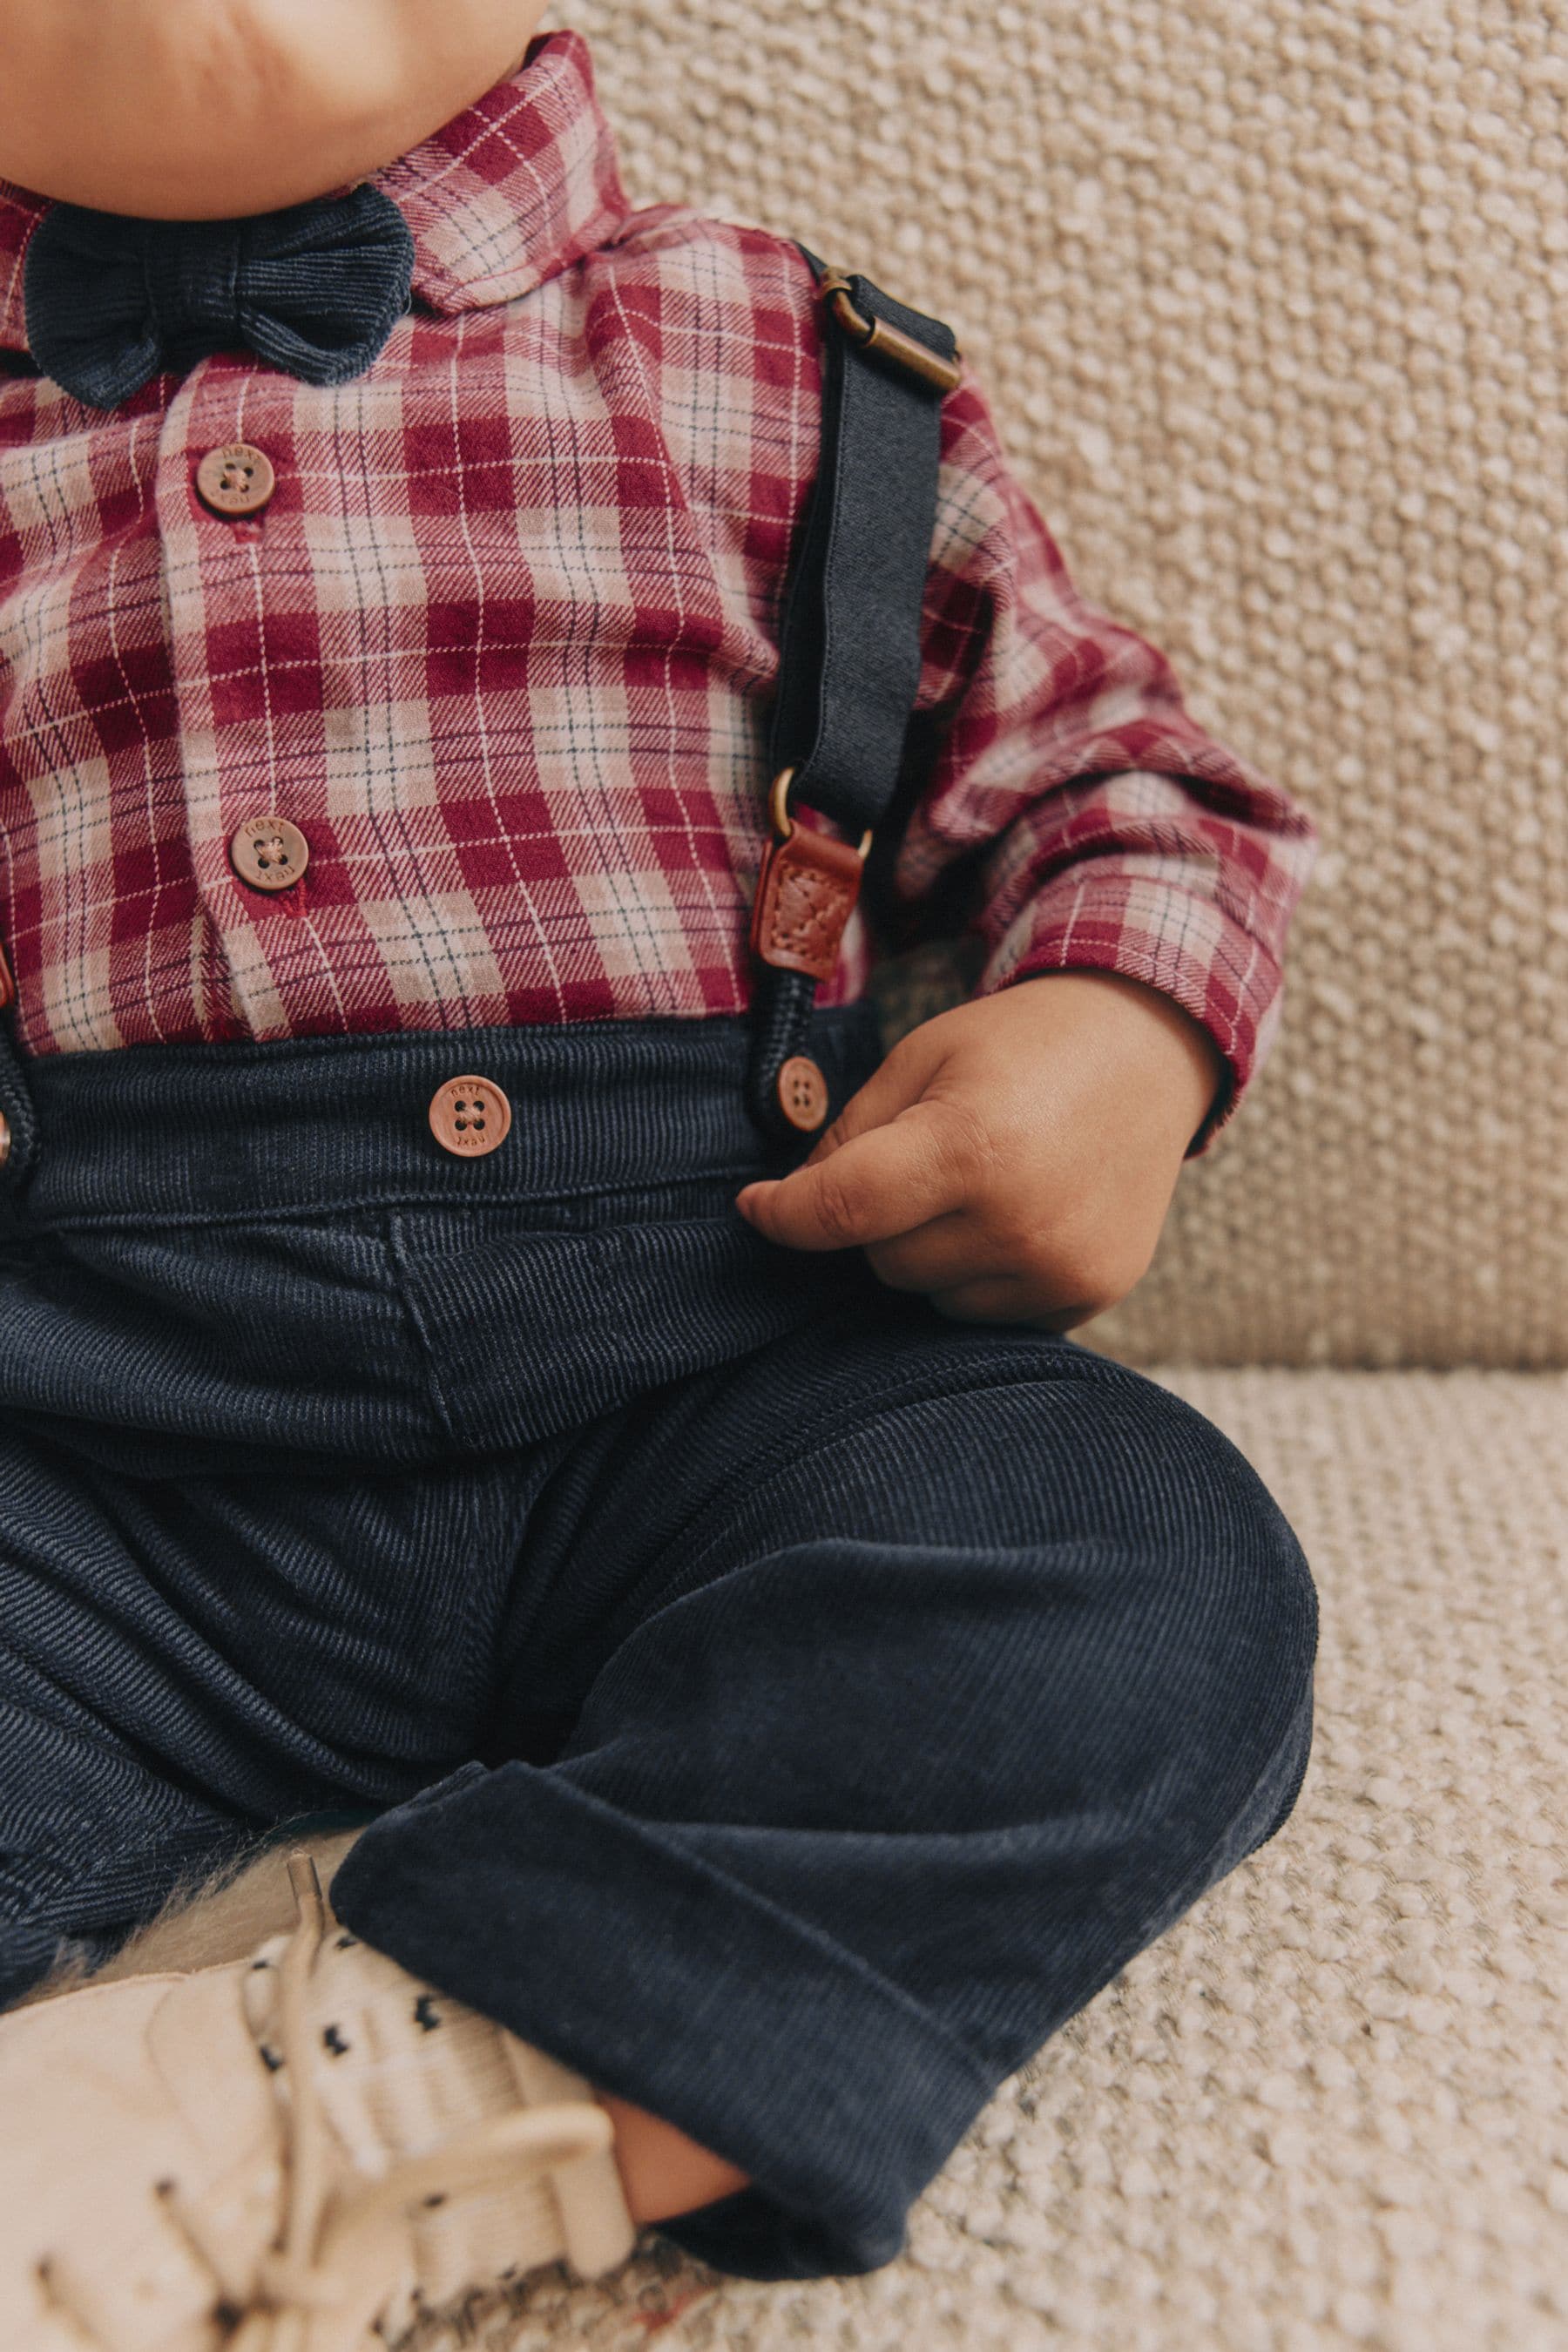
[24,184,416,410]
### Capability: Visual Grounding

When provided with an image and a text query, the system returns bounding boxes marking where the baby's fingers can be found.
[931,1276,1088,1331]
[868,1216,1109,1328]
[863,1207,1000,1294]
[737,1106,971,1253]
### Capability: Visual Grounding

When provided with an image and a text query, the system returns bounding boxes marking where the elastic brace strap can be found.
[749,257,956,1145]
[767,256,957,837]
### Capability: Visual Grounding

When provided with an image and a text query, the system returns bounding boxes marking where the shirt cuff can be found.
[975,872,1286,1152]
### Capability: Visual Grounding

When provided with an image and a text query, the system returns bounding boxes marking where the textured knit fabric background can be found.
[540,0,1567,1371]
[399,1369,1568,2352]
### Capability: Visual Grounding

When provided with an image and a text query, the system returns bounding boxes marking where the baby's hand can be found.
[736,973,1223,1329]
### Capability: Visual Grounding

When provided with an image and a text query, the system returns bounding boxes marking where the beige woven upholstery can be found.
[554,0,1566,1371]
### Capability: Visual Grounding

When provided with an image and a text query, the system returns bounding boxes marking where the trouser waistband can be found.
[0,1008,886,1461]
[0,1008,882,1233]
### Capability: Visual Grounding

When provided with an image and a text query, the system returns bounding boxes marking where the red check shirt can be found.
[0,30,1314,1122]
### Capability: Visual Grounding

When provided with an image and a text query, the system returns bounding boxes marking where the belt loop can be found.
[0,947,40,1193]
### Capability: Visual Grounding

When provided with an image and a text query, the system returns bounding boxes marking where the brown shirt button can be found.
[776,1055,830,1134]
[429,1076,513,1159]
[226,828,310,898]
[229,815,309,894]
[195,443,276,518]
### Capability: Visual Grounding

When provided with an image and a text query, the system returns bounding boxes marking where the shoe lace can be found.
[40,1855,616,2352]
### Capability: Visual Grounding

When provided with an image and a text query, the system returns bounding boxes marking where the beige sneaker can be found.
[0,1855,637,2351]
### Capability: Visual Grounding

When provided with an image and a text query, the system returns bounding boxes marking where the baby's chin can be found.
[4,23,538,220]
[15,98,449,222]
[16,137,395,225]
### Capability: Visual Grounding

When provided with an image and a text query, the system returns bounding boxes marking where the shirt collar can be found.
[0,29,628,358]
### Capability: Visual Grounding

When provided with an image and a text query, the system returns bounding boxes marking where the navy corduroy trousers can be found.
[0,1006,1316,2280]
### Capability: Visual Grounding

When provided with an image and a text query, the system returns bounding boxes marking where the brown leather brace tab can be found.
[749,822,867,982]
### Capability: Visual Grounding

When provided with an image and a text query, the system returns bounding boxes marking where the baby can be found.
[0,3,1319,2343]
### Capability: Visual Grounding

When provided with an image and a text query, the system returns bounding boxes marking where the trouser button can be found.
[776,1055,830,1133]
[429,1076,512,1157]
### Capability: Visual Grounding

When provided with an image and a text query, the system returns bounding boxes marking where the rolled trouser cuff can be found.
[330,1760,992,2277]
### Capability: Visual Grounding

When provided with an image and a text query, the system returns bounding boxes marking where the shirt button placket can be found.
[159,373,302,1039]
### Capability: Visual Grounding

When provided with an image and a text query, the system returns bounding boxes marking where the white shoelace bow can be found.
[41,1855,614,2352]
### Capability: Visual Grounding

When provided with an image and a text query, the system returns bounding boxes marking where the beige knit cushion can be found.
[548,0,1567,1370]
[399,1367,1568,2352]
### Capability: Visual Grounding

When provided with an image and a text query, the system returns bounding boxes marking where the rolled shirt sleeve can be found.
[894,376,1317,1141]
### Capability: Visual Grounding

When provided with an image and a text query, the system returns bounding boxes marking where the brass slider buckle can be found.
[817,267,963,398]
[769,767,873,862]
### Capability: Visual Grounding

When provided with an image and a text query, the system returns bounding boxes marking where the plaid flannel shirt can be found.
[0,30,1314,1124]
